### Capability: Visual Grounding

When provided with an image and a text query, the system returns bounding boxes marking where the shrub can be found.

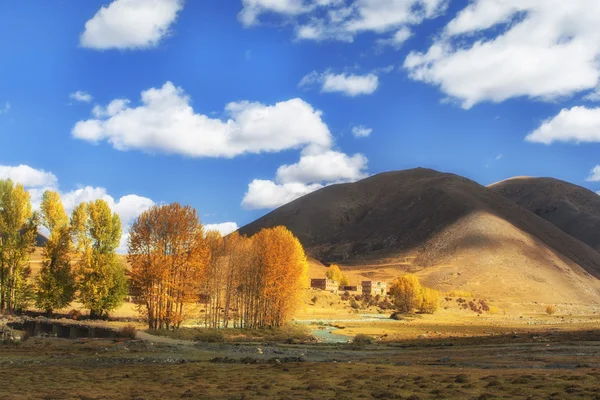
[353,333,373,344]
[350,298,360,309]
[340,291,350,301]
[311,296,318,304]
[194,329,225,343]
[546,305,556,315]
[118,325,137,339]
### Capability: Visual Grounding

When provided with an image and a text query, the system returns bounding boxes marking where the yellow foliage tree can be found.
[0,179,38,312]
[419,287,440,314]
[389,274,422,313]
[326,264,349,286]
[35,191,75,314]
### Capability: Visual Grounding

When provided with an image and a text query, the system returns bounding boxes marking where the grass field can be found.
[1,328,600,399]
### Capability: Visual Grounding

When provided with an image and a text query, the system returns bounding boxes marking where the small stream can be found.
[311,326,349,343]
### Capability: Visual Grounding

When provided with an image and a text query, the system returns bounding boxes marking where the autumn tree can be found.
[419,287,440,314]
[390,274,440,314]
[0,180,38,312]
[389,274,423,313]
[128,203,209,330]
[242,226,308,328]
[35,191,75,314]
[326,264,349,286]
[72,199,127,319]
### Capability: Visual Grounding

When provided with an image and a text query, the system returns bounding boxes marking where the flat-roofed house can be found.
[361,280,387,296]
[311,278,339,293]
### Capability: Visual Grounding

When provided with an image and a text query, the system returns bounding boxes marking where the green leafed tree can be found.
[71,199,127,319]
[35,191,76,315]
[0,179,38,312]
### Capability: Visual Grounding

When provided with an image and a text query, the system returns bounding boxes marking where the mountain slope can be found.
[490,177,600,254]
[239,169,600,304]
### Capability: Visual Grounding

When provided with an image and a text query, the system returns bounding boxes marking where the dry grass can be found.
[146,325,314,343]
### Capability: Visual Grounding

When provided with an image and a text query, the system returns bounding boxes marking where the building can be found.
[311,278,339,293]
[361,280,387,296]
[340,285,362,294]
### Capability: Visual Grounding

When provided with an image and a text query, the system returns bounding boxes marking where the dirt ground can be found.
[2,326,600,400]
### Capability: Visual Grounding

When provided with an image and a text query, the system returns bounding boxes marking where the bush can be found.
[340,291,350,301]
[194,329,225,343]
[311,296,318,304]
[353,333,374,344]
[350,298,360,309]
[546,305,556,315]
[118,324,137,339]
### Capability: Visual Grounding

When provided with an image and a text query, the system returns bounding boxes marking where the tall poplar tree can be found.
[35,191,75,314]
[0,179,38,312]
[72,199,127,319]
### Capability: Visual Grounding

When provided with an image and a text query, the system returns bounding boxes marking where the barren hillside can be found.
[490,177,600,253]
[239,169,600,304]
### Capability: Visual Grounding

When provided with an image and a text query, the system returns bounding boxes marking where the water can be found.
[311,326,349,343]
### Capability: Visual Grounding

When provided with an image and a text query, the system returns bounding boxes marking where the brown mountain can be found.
[239,168,600,305]
[490,177,600,254]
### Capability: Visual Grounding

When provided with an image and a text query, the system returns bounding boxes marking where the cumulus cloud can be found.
[0,164,155,254]
[526,106,600,144]
[0,165,58,188]
[242,149,368,209]
[240,0,447,43]
[376,26,413,49]
[204,222,239,236]
[299,71,379,96]
[404,0,600,109]
[352,125,372,137]
[70,91,93,103]
[242,180,324,209]
[80,0,184,50]
[587,166,600,182]
[72,81,332,158]
[276,150,367,184]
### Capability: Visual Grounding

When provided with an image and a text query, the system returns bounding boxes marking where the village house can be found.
[340,285,362,294]
[361,280,387,296]
[310,278,339,293]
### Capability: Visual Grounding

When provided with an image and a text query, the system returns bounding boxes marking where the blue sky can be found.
[1,0,600,248]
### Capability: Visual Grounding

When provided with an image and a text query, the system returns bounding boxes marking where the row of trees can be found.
[389,274,440,314]
[0,179,127,317]
[128,203,308,330]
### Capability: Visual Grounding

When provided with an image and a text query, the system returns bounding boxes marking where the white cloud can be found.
[300,71,379,96]
[242,180,324,209]
[0,101,10,114]
[204,222,239,236]
[376,26,413,49]
[0,165,58,188]
[404,0,600,109]
[526,106,600,144]
[495,153,503,160]
[242,149,368,209]
[70,91,93,103]
[80,0,184,50]
[276,150,367,184]
[72,81,332,158]
[587,165,600,182]
[584,87,600,102]
[240,0,447,43]
[0,164,155,254]
[352,125,372,137]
